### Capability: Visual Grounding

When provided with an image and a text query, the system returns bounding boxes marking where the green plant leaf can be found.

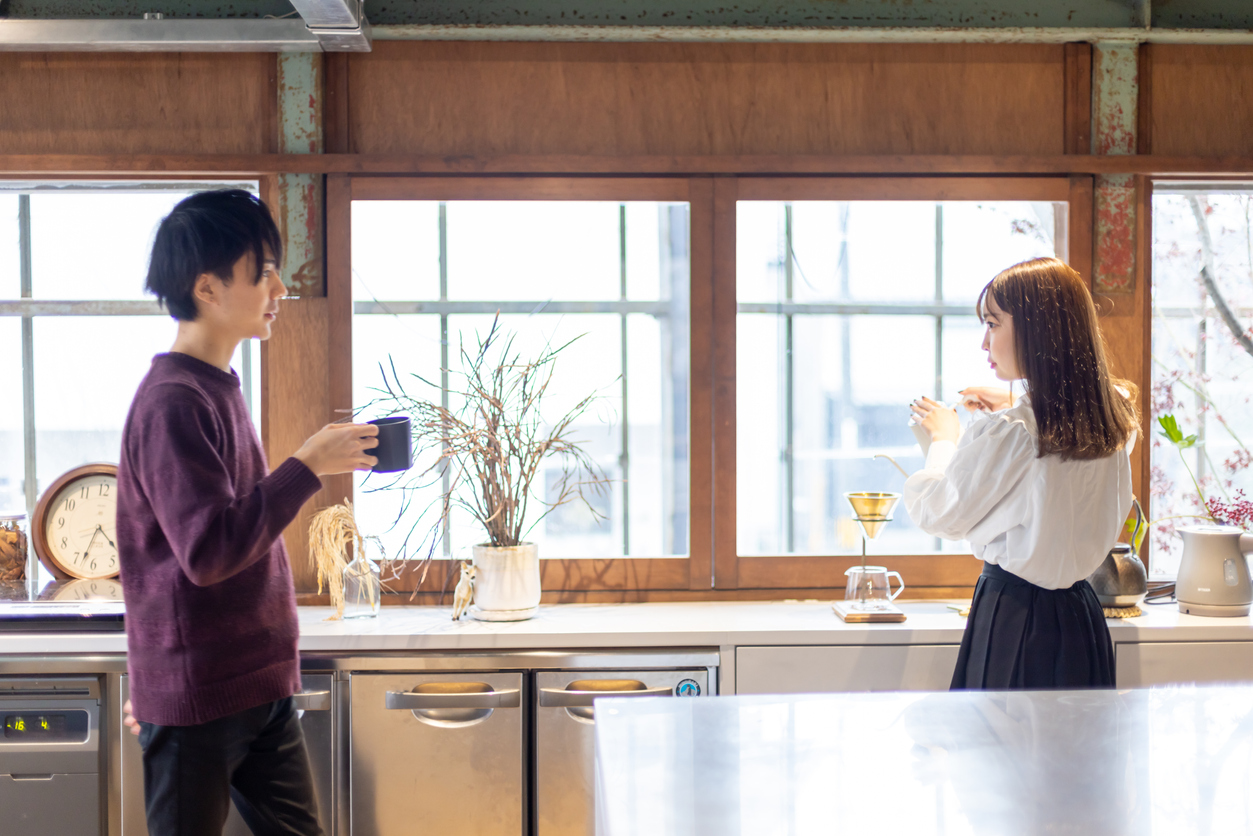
[1158,414,1198,448]
[1157,414,1183,444]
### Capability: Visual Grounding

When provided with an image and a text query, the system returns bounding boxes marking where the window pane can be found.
[447,202,620,302]
[1150,189,1253,579]
[0,319,22,513]
[941,316,1002,402]
[351,199,691,561]
[32,316,177,497]
[738,313,939,555]
[738,197,1066,557]
[29,193,190,300]
[941,202,1062,302]
[352,201,440,302]
[0,195,18,299]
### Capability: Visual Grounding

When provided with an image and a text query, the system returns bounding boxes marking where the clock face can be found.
[42,474,119,580]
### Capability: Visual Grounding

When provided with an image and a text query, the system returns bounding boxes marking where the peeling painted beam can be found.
[1091,43,1139,295]
[275,52,325,297]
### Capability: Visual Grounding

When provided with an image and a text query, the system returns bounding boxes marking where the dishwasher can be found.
[349,649,717,836]
[0,676,102,836]
[120,673,338,836]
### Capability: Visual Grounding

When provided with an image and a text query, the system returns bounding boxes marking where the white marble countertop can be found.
[594,684,1253,836]
[0,599,1249,655]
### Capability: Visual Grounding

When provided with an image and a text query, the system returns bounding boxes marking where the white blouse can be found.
[902,396,1134,590]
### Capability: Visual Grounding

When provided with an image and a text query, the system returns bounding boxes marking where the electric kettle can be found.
[1175,525,1253,617]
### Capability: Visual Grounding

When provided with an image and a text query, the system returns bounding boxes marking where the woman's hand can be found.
[910,396,960,444]
[958,386,1013,413]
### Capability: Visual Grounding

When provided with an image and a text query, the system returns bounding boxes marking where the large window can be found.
[334,177,1084,593]
[349,185,692,563]
[735,183,1068,558]
[1151,183,1253,578]
[0,184,262,573]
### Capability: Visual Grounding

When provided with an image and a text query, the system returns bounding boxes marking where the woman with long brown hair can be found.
[904,257,1138,689]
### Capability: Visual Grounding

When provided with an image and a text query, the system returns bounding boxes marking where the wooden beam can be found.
[10,153,1253,176]
[688,176,716,591]
[1064,42,1093,155]
[711,176,738,589]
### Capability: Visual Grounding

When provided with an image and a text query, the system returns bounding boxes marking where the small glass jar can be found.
[341,537,382,619]
[0,513,29,587]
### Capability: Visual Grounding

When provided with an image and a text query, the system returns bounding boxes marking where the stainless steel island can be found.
[594,685,1253,835]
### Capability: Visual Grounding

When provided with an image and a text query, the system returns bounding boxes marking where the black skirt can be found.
[951,561,1115,690]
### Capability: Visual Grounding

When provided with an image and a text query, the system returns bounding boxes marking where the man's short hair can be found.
[146,189,283,321]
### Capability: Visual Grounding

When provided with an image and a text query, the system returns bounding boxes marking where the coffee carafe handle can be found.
[887,571,905,601]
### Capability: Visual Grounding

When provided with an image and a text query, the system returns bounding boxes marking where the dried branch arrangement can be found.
[363,315,611,587]
[308,499,390,620]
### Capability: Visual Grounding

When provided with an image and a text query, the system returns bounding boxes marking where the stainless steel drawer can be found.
[349,671,525,836]
[536,668,708,836]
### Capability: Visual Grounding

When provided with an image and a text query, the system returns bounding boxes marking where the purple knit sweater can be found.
[117,353,322,726]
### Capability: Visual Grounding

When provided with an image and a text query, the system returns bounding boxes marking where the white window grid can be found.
[744,201,1066,554]
[352,201,691,558]
[0,181,260,518]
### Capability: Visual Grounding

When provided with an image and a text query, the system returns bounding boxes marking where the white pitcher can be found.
[1176,525,1253,617]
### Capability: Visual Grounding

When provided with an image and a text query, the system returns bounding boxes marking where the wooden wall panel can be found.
[263,296,343,594]
[347,42,1067,158]
[1148,45,1253,157]
[0,53,276,155]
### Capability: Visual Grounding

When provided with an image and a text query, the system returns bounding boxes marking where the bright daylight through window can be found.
[1150,184,1253,579]
[350,200,691,562]
[0,185,263,556]
[737,199,1067,557]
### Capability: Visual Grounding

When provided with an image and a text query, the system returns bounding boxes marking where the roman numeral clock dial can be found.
[32,463,121,581]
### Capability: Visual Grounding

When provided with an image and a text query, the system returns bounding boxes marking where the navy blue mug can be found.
[368,416,413,473]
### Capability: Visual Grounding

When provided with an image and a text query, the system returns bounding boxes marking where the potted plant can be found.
[364,316,610,620]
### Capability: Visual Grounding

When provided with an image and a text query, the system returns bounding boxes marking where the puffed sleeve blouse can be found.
[903,396,1134,590]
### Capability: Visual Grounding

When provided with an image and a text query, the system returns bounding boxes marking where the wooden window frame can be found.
[329,174,715,599]
[717,175,1090,597]
[329,173,1092,601]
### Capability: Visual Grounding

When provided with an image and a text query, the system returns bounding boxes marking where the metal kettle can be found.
[1176,525,1253,617]
[1087,501,1148,608]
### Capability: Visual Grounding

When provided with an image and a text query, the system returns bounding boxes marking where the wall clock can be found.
[32,463,120,580]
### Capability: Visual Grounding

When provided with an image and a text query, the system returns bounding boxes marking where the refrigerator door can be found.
[535,669,708,836]
[349,672,525,836]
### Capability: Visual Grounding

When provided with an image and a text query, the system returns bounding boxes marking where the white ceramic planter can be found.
[470,542,540,621]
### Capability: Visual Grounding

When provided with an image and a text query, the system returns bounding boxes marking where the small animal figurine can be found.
[452,561,476,621]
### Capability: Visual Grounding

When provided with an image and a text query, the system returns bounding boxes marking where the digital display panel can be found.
[2,710,89,743]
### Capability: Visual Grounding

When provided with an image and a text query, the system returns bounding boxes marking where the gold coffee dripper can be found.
[844,491,901,565]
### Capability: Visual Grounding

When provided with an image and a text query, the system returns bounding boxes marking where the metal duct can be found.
[0,6,371,52]
[289,0,372,51]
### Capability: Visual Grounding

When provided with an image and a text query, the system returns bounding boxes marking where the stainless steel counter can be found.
[594,685,1253,835]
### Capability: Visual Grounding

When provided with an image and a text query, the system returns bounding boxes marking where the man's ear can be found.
[193,272,219,310]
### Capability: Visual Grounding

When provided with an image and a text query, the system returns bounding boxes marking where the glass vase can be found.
[341,539,381,619]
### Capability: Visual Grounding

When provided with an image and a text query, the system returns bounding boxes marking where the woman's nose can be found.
[981,329,990,350]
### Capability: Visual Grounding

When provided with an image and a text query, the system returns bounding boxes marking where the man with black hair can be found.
[116,189,378,836]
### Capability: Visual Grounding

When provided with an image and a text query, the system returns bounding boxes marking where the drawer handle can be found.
[538,686,673,708]
[385,689,521,710]
[292,690,331,711]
